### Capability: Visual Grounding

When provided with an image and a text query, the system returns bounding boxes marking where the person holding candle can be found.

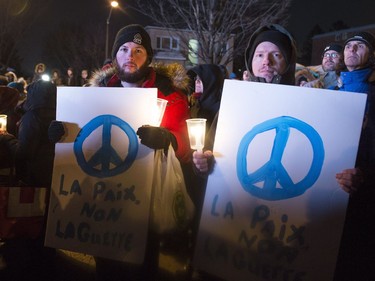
[50,24,191,165]
[0,79,57,280]
[0,79,57,187]
[187,64,225,131]
[90,23,192,281]
[49,24,192,281]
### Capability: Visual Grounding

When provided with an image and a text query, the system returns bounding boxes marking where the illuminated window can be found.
[156,36,179,51]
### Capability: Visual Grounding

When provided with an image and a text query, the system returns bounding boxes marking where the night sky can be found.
[287,0,374,43]
[15,0,375,75]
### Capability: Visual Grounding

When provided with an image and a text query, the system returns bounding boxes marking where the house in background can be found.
[311,24,375,65]
[145,26,235,72]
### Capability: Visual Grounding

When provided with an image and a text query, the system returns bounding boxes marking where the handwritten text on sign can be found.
[45,87,157,263]
[193,80,366,281]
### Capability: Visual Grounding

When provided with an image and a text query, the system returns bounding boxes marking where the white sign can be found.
[193,80,367,281]
[45,87,157,264]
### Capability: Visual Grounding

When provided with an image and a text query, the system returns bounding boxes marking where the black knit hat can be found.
[322,43,343,56]
[111,24,153,62]
[247,29,293,66]
[345,31,375,52]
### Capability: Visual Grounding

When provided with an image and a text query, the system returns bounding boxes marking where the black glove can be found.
[0,133,18,158]
[48,120,65,143]
[136,126,177,151]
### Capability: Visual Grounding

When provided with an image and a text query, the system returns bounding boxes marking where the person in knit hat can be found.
[49,24,192,281]
[244,24,297,85]
[193,24,297,175]
[333,30,375,281]
[321,43,344,71]
[87,24,191,164]
[297,43,344,89]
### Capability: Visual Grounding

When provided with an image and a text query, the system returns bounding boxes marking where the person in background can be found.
[8,81,27,103]
[0,79,57,281]
[4,72,17,84]
[187,64,224,132]
[297,43,344,88]
[0,75,8,85]
[1,80,57,186]
[79,69,90,86]
[333,31,375,281]
[32,63,47,82]
[64,67,77,86]
[185,64,226,253]
[51,69,63,86]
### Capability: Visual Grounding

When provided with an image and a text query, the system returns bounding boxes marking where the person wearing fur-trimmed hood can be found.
[86,24,191,281]
[89,24,191,164]
[47,24,193,280]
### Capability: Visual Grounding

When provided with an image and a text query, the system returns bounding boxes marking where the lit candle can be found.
[151,98,168,127]
[0,115,7,133]
[186,118,206,152]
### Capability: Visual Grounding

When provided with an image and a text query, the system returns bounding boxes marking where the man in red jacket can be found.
[91,24,191,281]
[50,24,192,281]
[89,24,191,164]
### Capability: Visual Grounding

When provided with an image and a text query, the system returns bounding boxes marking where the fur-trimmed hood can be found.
[89,62,190,95]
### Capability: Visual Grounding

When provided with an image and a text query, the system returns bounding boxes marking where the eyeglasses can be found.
[322,52,340,58]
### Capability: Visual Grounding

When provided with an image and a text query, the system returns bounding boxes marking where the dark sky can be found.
[16,0,375,76]
[286,0,374,43]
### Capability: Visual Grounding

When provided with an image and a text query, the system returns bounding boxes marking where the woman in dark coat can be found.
[0,79,57,186]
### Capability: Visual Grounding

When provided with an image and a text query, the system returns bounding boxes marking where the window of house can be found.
[156,36,179,51]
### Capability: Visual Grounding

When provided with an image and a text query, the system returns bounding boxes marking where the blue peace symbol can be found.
[236,116,324,201]
[74,114,138,178]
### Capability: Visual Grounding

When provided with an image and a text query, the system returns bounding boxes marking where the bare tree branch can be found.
[42,22,106,73]
[129,0,292,66]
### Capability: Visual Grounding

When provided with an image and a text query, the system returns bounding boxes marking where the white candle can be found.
[0,115,7,133]
[186,118,206,152]
[151,98,168,126]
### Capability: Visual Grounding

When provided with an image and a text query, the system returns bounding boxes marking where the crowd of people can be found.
[0,22,374,281]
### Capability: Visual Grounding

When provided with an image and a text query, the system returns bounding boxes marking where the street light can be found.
[105,1,119,61]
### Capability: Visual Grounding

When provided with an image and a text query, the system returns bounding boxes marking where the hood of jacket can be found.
[244,24,297,85]
[24,80,57,111]
[187,64,224,105]
[89,62,190,95]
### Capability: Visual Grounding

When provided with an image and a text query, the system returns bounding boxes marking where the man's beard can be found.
[114,59,150,84]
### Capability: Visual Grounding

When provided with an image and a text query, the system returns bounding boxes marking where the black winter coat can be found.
[13,80,56,187]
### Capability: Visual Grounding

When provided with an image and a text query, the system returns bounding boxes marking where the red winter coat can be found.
[89,64,191,163]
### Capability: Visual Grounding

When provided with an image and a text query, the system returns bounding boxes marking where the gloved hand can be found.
[48,120,65,143]
[136,125,177,152]
[0,133,18,159]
